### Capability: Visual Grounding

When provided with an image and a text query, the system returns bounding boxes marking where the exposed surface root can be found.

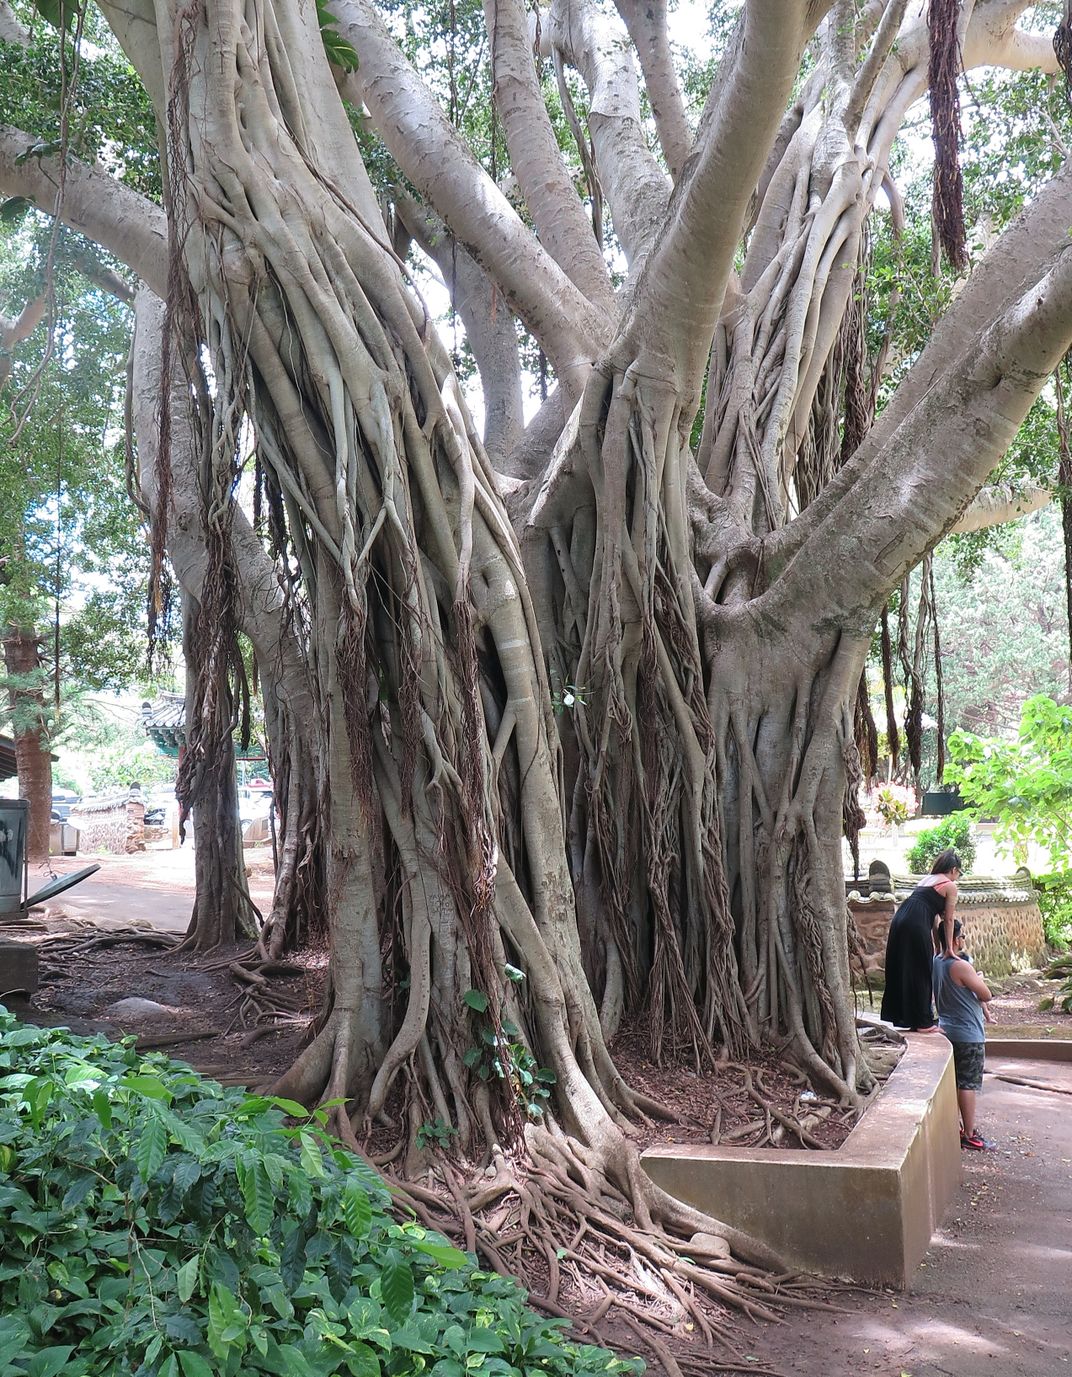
[365,1120,835,1373]
[986,1072,1072,1097]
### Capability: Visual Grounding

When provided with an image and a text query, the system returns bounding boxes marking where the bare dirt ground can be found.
[29,846,276,933]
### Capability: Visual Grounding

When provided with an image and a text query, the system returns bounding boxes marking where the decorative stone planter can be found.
[640,1034,960,1288]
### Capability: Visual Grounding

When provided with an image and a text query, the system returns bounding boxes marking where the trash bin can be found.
[0,799,28,916]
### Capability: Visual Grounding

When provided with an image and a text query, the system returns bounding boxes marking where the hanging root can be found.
[928,0,967,272]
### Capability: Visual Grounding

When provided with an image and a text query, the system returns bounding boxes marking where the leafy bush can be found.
[1034,872,1072,949]
[947,695,1072,872]
[0,1011,641,1377]
[905,814,976,875]
[872,783,914,827]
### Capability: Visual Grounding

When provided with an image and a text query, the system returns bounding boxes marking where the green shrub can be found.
[1034,872,1072,949]
[905,814,976,875]
[0,1011,641,1377]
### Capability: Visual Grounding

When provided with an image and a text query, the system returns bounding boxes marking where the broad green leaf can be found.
[237,1157,274,1236]
[134,1112,167,1181]
[177,1353,216,1377]
[411,1239,468,1269]
[381,1260,414,1320]
[207,1284,245,1359]
[27,1346,75,1377]
[120,1074,174,1103]
[462,989,489,1013]
[264,1095,311,1119]
[342,1182,372,1239]
[298,1131,326,1178]
[345,1340,380,1377]
[176,1254,199,1303]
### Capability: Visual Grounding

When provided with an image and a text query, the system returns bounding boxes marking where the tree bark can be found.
[2,626,52,864]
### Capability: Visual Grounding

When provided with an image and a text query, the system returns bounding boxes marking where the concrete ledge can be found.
[641,1035,960,1288]
[987,1037,1072,1063]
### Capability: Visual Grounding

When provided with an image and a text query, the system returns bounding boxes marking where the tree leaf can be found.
[345,1341,380,1377]
[27,1347,75,1377]
[298,1131,325,1178]
[134,1113,167,1181]
[176,1255,199,1303]
[33,0,76,32]
[120,1073,174,1102]
[410,1238,468,1269]
[381,1260,414,1320]
[207,1284,244,1359]
[0,198,32,226]
[237,1157,274,1236]
[342,1182,372,1239]
[462,989,488,1013]
[171,1156,201,1194]
[177,1353,215,1377]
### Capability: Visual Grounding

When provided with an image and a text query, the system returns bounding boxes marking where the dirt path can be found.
[28,848,276,933]
[753,1054,1072,1377]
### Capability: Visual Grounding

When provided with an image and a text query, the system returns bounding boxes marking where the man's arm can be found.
[951,959,992,1004]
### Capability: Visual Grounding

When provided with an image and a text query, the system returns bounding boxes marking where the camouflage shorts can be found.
[951,1041,985,1091]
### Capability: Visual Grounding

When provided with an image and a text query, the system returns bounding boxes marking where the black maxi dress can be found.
[880,883,947,1030]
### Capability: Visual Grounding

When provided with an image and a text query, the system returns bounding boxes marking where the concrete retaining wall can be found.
[641,1036,961,1288]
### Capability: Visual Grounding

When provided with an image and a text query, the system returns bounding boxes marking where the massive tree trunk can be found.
[83,0,821,1328]
[2,625,52,863]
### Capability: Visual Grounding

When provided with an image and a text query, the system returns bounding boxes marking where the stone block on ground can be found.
[0,941,39,997]
[103,996,172,1020]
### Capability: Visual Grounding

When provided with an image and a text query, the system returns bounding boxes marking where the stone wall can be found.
[68,788,146,855]
[850,870,1047,978]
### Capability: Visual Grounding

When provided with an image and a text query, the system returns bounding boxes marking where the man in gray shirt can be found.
[933,919,994,1151]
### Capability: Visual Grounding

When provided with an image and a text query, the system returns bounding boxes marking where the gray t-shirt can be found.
[932,954,985,1043]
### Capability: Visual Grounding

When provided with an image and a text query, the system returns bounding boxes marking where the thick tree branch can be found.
[612,0,691,178]
[621,1,835,388]
[0,290,46,391]
[950,483,1051,533]
[396,191,526,469]
[767,165,1072,570]
[333,0,605,395]
[542,0,671,267]
[0,0,30,46]
[0,125,167,294]
[485,0,614,314]
[772,202,1072,627]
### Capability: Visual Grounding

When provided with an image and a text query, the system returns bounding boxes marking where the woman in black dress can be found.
[880,848,962,1031]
